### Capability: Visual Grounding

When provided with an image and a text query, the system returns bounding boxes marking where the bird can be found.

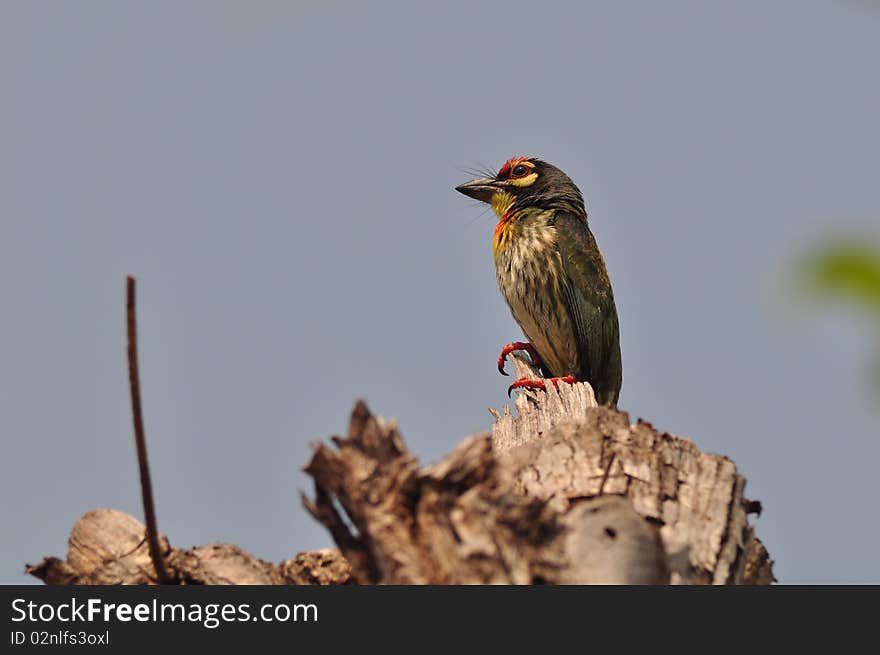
[455,156,622,406]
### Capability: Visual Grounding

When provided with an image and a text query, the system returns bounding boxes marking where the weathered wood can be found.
[29,355,773,585]
[557,495,669,584]
[303,400,669,584]
[300,354,773,584]
[492,354,773,584]
[491,353,598,450]
[26,509,351,585]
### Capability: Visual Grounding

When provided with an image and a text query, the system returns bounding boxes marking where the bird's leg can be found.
[508,375,578,397]
[497,341,543,376]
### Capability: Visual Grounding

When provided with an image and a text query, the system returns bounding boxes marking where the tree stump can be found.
[28,354,773,584]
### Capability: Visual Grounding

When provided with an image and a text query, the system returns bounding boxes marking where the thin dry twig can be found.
[126,275,171,584]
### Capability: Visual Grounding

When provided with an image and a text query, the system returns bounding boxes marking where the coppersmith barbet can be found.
[456,157,622,406]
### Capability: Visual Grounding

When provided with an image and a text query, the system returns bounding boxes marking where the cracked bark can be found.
[27,509,351,585]
[28,353,773,585]
[300,355,772,584]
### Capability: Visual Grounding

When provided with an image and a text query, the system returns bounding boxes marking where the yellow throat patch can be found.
[491,190,516,251]
[490,190,515,220]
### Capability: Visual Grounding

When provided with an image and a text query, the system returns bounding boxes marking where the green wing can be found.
[554,211,622,405]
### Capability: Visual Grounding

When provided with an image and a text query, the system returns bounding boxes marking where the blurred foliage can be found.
[799,240,880,390]
[802,243,880,315]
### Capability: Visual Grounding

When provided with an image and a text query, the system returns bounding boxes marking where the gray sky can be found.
[2,0,879,584]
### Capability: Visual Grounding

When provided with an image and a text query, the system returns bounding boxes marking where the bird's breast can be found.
[493,212,578,377]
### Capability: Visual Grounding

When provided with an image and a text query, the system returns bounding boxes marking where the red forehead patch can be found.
[497,156,529,178]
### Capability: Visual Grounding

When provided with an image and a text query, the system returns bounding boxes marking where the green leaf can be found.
[802,244,880,314]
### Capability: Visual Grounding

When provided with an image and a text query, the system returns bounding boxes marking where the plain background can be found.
[2,0,879,583]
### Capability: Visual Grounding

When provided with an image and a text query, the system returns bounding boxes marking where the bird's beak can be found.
[455,177,500,204]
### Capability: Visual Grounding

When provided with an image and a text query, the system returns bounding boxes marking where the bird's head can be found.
[455,156,585,220]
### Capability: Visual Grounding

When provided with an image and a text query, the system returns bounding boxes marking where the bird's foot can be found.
[497,342,543,376]
[507,375,578,397]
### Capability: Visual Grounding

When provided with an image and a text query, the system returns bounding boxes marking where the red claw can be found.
[507,375,578,397]
[497,342,543,376]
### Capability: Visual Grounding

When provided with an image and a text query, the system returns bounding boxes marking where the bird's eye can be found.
[511,164,529,178]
